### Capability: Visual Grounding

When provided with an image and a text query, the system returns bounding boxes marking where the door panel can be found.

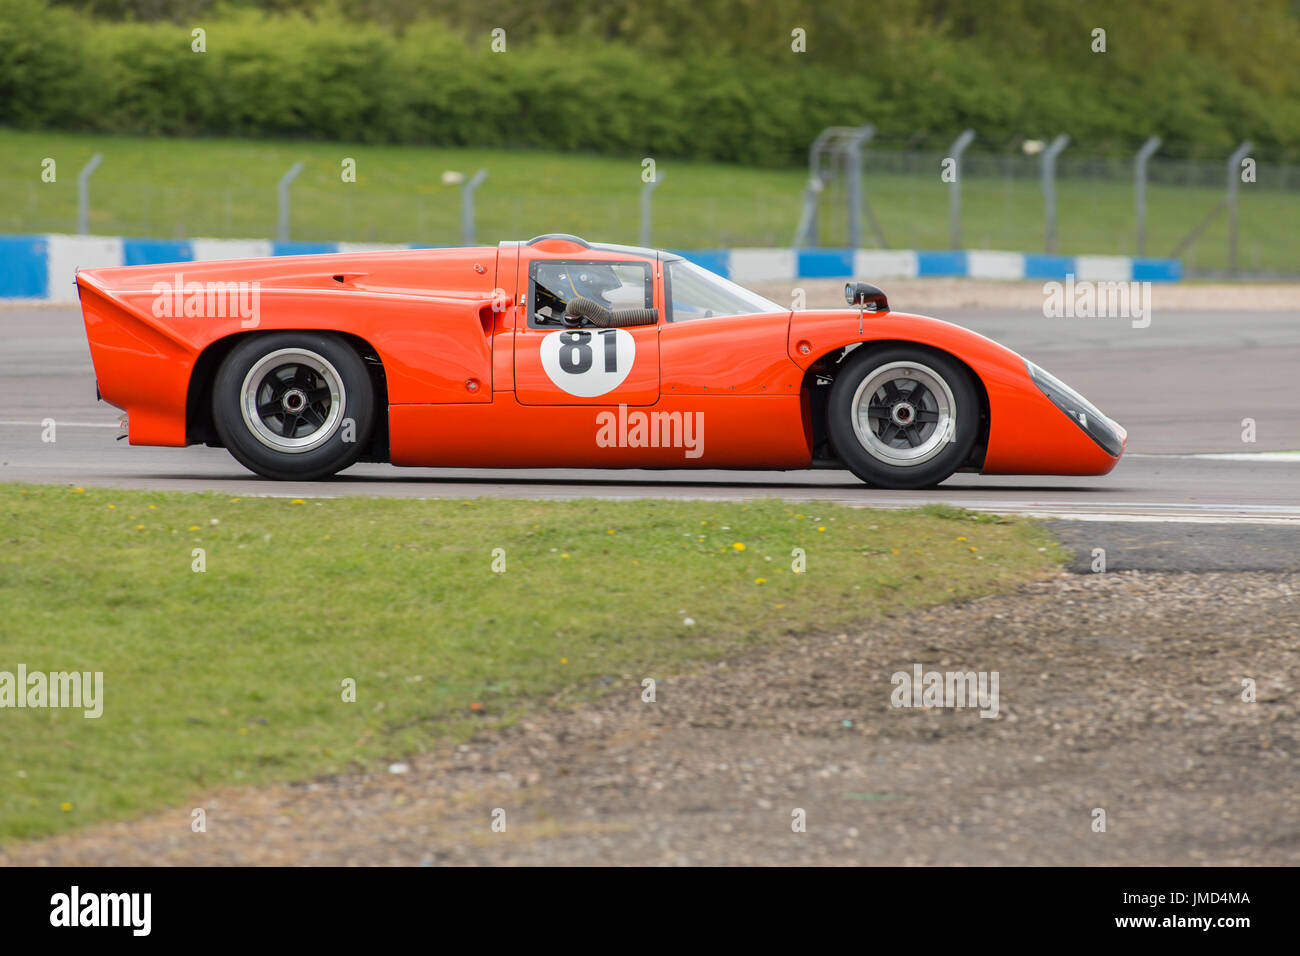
[514,252,660,406]
[659,311,797,395]
[515,325,660,406]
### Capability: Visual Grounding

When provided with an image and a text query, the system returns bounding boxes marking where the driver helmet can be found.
[561,264,622,306]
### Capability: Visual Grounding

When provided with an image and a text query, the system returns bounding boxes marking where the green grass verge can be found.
[0,484,1063,842]
[2,129,1295,272]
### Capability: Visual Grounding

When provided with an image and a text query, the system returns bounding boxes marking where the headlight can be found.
[1025,360,1124,457]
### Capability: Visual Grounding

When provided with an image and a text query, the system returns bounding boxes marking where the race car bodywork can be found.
[75,234,1125,487]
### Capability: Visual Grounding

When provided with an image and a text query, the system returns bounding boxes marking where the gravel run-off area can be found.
[5,568,1297,866]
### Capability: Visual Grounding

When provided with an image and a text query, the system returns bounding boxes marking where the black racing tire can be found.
[211,332,375,480]
[827,345,979,489]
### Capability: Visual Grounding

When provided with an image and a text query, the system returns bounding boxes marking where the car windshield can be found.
[666,258,783,321]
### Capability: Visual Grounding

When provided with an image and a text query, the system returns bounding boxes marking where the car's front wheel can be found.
[827,346,979,489]
[211,332,375,480]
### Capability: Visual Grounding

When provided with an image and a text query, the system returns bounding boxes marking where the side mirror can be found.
[845,281,889,312]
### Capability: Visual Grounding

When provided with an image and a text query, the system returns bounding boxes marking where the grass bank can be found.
[0,484,1061,841]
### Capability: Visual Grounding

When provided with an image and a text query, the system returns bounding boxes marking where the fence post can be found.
[462,169,488,245]
[793,177,824,248]
[76,153,103,235]
[1226,140,1252,276]
[1041,134,1070,254]
[804,128,836,246]
[948,129,975,249]
[844,124,874,250]
[1134,136,1161,256]
[277,162,304,242]
[639,170,663,248]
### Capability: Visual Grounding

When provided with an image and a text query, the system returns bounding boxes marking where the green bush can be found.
[1,0,1296,165]
[0,0,102,128]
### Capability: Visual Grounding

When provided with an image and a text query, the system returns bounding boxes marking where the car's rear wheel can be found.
[212,333,375,480]
[827,346,979,489]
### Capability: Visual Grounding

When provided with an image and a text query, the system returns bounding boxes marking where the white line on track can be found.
[854,502,1300,525]
[0,420,119,428]
[973,510,1300,525]
[1182,453,1300,462]
[1129,452,1300,462]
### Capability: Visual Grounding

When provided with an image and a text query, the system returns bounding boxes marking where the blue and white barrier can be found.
[680,248,1183,284]
[1,233,1183,302]
[0,235,420,302]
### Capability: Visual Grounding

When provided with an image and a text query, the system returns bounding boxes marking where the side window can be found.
[529,260,652,328]
[664,258,783,322]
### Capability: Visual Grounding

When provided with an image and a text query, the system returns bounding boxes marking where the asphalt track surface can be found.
[3,305,1299,550]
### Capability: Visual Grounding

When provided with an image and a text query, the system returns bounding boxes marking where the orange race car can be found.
[75,234,1125,488]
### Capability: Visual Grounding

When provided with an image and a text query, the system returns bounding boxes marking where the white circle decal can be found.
[539,328,636,397]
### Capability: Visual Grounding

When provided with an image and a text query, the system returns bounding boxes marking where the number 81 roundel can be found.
[539,328,636,397]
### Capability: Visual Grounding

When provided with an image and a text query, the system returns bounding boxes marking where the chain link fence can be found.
[810,150,1300,276]
[3,150,1296,275]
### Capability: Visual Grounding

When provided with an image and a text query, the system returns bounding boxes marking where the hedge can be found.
[1,0,1296,165]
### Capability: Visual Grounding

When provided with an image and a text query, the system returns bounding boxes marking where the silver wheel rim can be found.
[240,348,345,453]
[850,360,956,467]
